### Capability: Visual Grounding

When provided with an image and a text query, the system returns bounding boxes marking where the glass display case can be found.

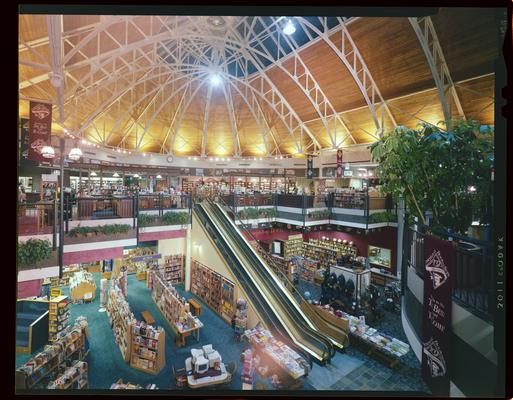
[367,245,391,269]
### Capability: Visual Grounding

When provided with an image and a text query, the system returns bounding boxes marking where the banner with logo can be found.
[421,234,454,395]
[20,118,37,167]
[336,149,343,177]
[306,155,313,178]
[28,101,52,161]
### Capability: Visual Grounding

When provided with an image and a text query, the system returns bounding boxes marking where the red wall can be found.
[246,226,399,275]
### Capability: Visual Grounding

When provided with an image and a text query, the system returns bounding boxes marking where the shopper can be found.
[18,182,27,203]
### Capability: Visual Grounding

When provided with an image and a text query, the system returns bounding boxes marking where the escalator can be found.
[210,197,349,349]
[194,201,334,364]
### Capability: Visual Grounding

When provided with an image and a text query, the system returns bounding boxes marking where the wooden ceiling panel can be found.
[19,15,47,43]
[456,76,495,125]
[63,15,100,33]
[388,89,445,129]
[431,8,498,82]
[346,17,435,101]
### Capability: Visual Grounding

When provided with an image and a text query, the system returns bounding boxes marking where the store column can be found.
[185,225,192,291]
[396,197,405,280]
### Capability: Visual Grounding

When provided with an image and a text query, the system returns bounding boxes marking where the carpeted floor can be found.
[16,273,428,393]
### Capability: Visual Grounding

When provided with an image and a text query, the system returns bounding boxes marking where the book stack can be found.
[49,296,71,342]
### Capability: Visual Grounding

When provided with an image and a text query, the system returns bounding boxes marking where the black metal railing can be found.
[405,224,493,321]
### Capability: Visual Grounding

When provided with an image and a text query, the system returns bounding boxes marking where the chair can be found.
[172,364,187,389]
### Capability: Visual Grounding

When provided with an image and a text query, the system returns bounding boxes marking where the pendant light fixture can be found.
[41,145,56,159]
[283,19,296,35]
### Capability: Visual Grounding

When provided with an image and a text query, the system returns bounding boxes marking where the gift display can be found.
[245,326,308,380]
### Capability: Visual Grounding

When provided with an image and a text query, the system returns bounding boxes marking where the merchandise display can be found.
[69,270,97,302]
[283,235,303,260]
[130,321,165,374]
[47,361,88,389]
[161,255,184,284]
[110,379,159,390]
[16,318,88,389]
[124,247,161,275]
[106,283,135,362]
[244,326,309,380]
[191,260,234,322]
[48,295,70,342]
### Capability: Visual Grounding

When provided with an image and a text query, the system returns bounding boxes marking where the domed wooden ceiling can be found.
[19,10,497,157]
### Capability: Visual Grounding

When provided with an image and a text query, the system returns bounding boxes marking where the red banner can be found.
[421,234,454,395]
[336,149,343,177]
[28,101,52,161]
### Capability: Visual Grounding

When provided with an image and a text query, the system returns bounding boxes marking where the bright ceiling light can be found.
[283,19,296,35]
[68,147,82,161]
[210,74,222,86]
[113,172,120,177]
[134,174,140,178]
[90,171,97,176]
[41,145,55,159]
[156,174,162,179]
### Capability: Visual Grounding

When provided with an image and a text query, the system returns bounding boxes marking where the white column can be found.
[185,225,192,291]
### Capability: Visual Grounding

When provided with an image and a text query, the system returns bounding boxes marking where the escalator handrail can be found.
[193,204,315,364]
[207,199,335,359]
[214,197,340,356]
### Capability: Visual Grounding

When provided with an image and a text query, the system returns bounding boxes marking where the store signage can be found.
[20,118,37,167]
[343,170,353,177]
[131,254,162,262]
[421,235,453,395]
[306,155,314,178]
[28,101,52,161]
[336,149,343,177]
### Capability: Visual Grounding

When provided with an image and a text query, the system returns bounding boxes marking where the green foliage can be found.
[161,211,189,225]
[68,224,131,237]
[370,119,493,233]
[368,211,397,224]
[17,238,51,266]
[307,209,331,220]
[260,208,278,219]
[138,214,157,227]
[238,207,260,220]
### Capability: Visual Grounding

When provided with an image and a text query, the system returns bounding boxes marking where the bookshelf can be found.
[47,361,88,390]
[130,321,165,375]
[16,321,87,389]
[161,254,184,284]
[191,260,235,323]
[49,296,70,342]
[106,284,135,362]
[124,247,160,275]
[284,234,304,260]
[307,238,358,257]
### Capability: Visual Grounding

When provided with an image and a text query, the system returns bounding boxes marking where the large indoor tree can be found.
[370,119,493,234]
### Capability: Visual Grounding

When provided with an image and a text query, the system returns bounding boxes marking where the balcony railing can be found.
[405,225,493,321]
[17,200,58,239]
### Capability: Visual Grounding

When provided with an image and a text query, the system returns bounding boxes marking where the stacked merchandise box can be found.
[47,361,88,389]
[48,295,70,342]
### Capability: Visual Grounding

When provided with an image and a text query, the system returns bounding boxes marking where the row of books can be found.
[47,361,88,389]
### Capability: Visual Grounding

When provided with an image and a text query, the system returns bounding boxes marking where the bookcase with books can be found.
[49,296,70,342]
[191,260,234,322]
[283,234,304,260]
[130,321,165,375]
[307,238,358,257]
[16,319,88,389]
[161,254,184,284]
[106,284,135,362]
[151,270,191,325]
[47,361,88,389]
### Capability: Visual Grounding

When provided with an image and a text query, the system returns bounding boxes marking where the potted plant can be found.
[17,238,52,266]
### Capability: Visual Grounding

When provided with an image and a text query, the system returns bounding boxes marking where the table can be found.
[172,318,204,348]
[185,357,229,388]
[188,299,202,316]
[141,310,155,325]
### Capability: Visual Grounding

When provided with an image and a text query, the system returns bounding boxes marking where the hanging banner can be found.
[336,149,343,177]
[28,101,52,161]
[421,234,454,395]
[20,118,37,167]
[306,155,314,178]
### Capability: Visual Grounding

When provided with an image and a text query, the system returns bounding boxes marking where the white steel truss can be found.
[409,16,466,129]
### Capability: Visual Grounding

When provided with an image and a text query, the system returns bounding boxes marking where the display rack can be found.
[50,265,81,287]
[130,321,165,375]
[16,319,88,389]
[161,255,184,284]
[191,260,235,323]
[49,296,70,342]
[47,361,88,389]
[293,256,319,283]
[283,234,303,260]
[123,247,160,275]
[307,238,358,257]
[69,271,97,302]
[106,284,135,362]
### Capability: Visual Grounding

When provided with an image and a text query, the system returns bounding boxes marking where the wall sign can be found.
[421,235,453,395]
[28,101,52,161]
[306,155,314,178]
